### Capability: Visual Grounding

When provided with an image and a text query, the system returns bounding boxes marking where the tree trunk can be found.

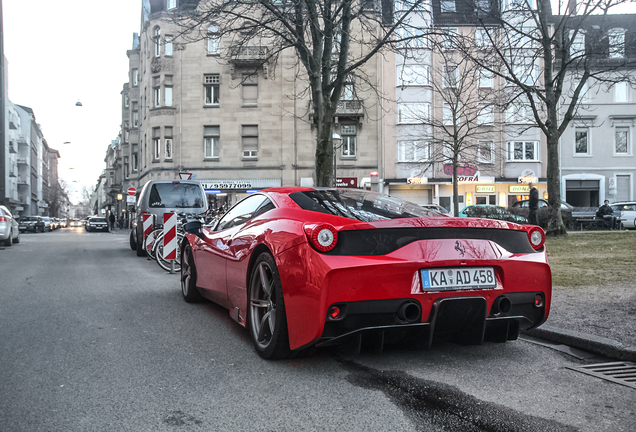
[545,131,566,236]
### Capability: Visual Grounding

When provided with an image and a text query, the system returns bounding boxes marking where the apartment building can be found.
[558,14,636,206]
[117,0,389,211]
[385,0,546,211]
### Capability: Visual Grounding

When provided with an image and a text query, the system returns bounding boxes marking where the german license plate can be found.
[421,267,496,291]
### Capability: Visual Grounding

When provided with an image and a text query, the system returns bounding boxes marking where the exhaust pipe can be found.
[492,296,512,316]
[397,301,421,323]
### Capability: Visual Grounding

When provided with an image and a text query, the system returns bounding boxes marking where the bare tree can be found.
[399,31,507,215]
[453,0,632,235]
[165,0,432,186]
[46,181,70,218]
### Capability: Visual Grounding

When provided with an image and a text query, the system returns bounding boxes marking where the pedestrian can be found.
[118,215,124,229]
[528,181,539,226]
[596,200,616,229]
[109,212,116,231]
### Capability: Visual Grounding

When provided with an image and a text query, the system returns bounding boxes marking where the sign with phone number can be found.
[200,179,281,190]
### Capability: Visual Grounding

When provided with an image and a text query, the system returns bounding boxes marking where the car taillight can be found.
[527,226,545,250]
[305,224,338,252]
[0,216,6,222]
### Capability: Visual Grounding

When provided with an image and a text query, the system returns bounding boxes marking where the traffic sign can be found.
[127,187,136,196]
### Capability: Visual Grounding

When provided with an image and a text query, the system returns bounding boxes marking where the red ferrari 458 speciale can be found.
[181,187,551,359]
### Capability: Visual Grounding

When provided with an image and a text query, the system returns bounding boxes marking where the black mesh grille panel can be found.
[326,227,535,255]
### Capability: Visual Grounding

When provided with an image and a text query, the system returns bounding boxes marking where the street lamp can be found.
[332,132,342,187]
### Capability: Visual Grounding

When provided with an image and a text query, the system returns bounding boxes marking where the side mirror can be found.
[184,220,205,240]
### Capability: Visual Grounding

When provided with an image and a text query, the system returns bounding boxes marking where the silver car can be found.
[611,202,636,229]
[0,206,20,246]
[130,180,208,256]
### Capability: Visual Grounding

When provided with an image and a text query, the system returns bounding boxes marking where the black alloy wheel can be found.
[180,245,202,303]
[248,252,291,360]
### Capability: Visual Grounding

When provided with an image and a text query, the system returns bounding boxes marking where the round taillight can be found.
[535,293,544,307]
[527,226,545,250]
[308,224,338,252]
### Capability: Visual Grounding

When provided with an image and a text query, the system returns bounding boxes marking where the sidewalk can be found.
[523,282,636,361]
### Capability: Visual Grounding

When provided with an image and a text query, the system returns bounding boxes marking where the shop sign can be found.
[476,185,495,193]
[336,177,358,188]
[510,185,530,193]
[443,163,478,177]
[407,176,428,184]
[200,179,281,190]
[518,169,537,184]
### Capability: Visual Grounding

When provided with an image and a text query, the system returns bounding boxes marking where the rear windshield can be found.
[148,183,205,208]
[289,189,443,222]
[91,218,107,223]
[22,216,38,221]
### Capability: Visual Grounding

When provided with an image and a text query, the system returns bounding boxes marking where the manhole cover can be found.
[567,361,636,390]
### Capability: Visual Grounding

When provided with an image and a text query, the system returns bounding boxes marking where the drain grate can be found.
[567,361,636,390]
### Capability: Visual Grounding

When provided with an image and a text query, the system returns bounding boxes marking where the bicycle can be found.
[150,212,211,272]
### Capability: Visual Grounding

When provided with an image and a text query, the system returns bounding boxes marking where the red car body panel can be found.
[185,187,552,352]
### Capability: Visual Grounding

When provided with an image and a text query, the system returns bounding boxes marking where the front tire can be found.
[181,244,202,303]
[129,231,137,251]
[248,252,291,360]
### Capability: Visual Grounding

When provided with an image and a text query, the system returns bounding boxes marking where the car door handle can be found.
[226,239,232,246]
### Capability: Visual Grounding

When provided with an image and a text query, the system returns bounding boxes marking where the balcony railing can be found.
[229,46,269,64]
[337,100,363,115]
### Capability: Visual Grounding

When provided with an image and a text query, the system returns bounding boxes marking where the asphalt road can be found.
[0,228,634,432]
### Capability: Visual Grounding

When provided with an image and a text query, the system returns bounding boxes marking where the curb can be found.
[523,325,636,362]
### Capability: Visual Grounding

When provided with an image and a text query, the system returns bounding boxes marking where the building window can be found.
[443,65,458,88]
[440,0,455,12]
[477,105,494,125]
[124,95,129,107]
[167,0,177,10]
[165,36,173,56]
[132,102,139,127]
[398,141,429,162]
[153,87,161,107]
[507,141,538,161]
[395,26,429,49]
[153,128,161,160]
[165,127,173,160]
[241,125,258,159]
[441,28,458,51]
[505,102,533,124]
[132,153,138,171]
[575,128,589,155]
[133,69,139,86]
[207,26,220,55]
[475,28,491,49]
[615,127,630,155]
[204,126,220,159]
[342,83,354,100]
[204,74,220,106]
[608,28,625,58]
[478,140,494,163]
[124,156,130,179]
[569,30,585,57]
[443,103,459,126]
[341,125,356,157]
[397,103,429,124]
[242,74,258,106]
[165,87,173,106]
[153,27,161,57]
[397,65,429,87]
[479,69,493,88]
[614,82,628,103]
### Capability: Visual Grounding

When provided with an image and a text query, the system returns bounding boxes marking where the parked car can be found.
[130,179,208,256]
[511,199,574,211]
[0,206,20,246]
[181,188,550,359]
[85,217,109,232]
[40,217,52,232]
[18,216,46,233]
[610,202,636,229]
[421,204,451,216]
[458,205,528,223]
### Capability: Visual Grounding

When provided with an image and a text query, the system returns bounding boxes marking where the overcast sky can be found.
[3,0,635,203]
[4,0,141,202]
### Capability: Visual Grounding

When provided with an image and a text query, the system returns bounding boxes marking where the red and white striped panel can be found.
[142,214,154,238]
[163,213,177,260]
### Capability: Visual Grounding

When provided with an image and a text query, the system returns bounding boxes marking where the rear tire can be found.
[181,244,203,303]
[4,233,12,246]
[136,228,147,257]
[129,231,137,251]
[247,252,292,360]
[14,231,20,244]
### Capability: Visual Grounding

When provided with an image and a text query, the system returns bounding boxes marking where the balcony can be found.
[17,157,28,166]
[229,46,269,66]
[18,136,28,146]
[336,100,364,116]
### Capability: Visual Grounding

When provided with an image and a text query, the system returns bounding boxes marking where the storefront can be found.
[199,178,282,211]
